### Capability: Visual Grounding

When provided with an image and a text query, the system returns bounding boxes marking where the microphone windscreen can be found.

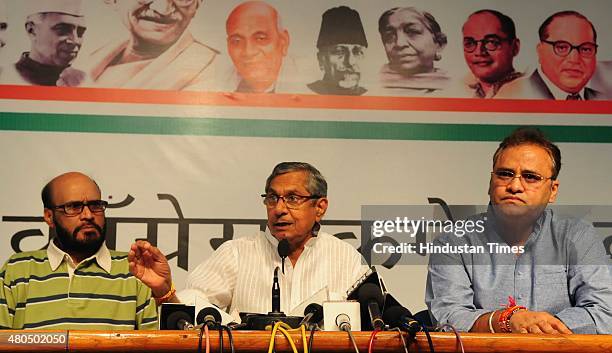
[196,307,222,325]
[357,282,384,307]
[382,305,412,328]
[167,310,192,330]
[278,239,290,258]
[304,303,324,323]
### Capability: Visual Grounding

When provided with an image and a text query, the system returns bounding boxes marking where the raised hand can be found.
[128,240,173,298]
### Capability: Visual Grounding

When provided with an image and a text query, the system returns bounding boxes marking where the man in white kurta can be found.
[182,229,364,318]
[128,162,367,320]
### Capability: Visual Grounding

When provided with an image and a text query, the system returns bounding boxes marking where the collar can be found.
[537,68,590,100]
[15,52,68,86]
[486,205,548,245]
[47,238,112,273]
[468,70,523,98]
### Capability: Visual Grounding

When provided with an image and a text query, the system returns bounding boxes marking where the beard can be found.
[54,220,107,257]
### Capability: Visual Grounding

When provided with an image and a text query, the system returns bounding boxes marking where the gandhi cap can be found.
[316,6,368,49]
[25,0,84,17]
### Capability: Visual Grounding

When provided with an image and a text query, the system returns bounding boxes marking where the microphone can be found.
[167,310,195,330]
[272,266,281,313]
[278,239,290,274]
[383,306,421,336]
[196,307,222,328]
[300,303,323,329]
[335,313,352,332]
[358,283,385,330]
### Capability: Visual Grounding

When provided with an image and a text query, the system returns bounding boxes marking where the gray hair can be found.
[265,162,327,197]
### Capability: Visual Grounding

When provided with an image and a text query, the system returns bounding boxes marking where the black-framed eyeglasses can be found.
[491,170,553,187]
[261,194,321,209]
[541,40,598,58]
[50,200,108,216]
[463,36,511,53]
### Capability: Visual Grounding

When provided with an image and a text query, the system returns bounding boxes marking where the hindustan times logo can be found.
[371,217,486,238]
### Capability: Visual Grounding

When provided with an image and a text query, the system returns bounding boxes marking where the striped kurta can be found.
[0,249,158,330]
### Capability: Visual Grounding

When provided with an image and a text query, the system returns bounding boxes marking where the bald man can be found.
[225,1,290,93]
[0,172,157,330]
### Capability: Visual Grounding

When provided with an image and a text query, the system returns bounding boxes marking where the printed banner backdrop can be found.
[1,0,612,312]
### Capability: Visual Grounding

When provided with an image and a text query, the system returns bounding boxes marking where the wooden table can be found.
[0,330,610,353]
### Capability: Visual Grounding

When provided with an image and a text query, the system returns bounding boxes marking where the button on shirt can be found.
[426,208,612,334]
[180,229,368,320]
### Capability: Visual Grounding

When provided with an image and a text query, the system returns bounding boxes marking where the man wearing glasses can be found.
[426,128,612,334]
[0,172,158,329]
[128,162,366,320]
[461,10,523,99]
[527,11,603,100]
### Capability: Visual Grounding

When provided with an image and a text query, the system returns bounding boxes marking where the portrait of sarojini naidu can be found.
[377,7,449,95]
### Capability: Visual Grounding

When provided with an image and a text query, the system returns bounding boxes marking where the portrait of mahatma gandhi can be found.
[527,11,602,100]
[1,0,86,86]
[462,10,523,98]
[377,7,448,95]
[226,1,290,93]
[308,6,368,96]
[63,0,218,90]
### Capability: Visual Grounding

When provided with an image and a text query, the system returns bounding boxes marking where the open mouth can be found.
[274,222,292,228]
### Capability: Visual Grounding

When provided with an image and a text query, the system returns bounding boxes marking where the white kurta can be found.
[179,230,367,320]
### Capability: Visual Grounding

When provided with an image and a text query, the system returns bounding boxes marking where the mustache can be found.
[73,222,103,236]
[134,4,181,24]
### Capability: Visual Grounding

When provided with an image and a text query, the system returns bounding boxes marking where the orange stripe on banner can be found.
[1,85,611,115]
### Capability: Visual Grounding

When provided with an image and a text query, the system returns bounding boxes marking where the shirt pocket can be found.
[534,267,570,312]
[535,267,568,286]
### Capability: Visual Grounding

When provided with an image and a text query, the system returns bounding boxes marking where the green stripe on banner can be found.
[1,112,611,142]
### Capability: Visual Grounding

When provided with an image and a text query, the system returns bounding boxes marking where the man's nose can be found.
[64,30,82,45]
[478,42,489,55]
[148,0,176,15]
[345,52,357,68]
[565,47,582,63]
[273,198,290,213]
[79,204,95,220]
[242,39,259,58]
[506,175,525,193]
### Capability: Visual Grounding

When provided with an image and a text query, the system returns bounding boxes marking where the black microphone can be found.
[278,239,290,274]
[358,283,385,330]
[383,306,421,336]
[300,303,323,329]
[272,266,281,313]
[196,307,222,328]
[167,310,195,330]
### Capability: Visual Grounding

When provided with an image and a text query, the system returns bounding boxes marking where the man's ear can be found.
[25,21,35,37]
[512,38,521,57]
[316,50,326,71]
[548,179,559,203]
[43,208,55,228]
[280,30,290,56]
[315,197,328,221]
